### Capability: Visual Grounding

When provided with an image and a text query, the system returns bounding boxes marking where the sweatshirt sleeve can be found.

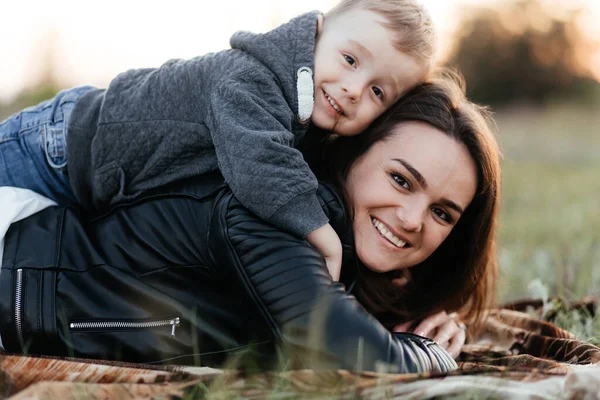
[213,193,458,373]
[207,70,328,239]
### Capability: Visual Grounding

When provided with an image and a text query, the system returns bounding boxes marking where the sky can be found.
[1,0,598,102]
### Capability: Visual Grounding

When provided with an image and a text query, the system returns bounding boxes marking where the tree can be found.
[445,0,600,106]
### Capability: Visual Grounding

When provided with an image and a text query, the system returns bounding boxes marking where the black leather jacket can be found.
[0,174,457,373]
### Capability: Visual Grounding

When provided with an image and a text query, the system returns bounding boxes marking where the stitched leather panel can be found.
[220,185,458,373]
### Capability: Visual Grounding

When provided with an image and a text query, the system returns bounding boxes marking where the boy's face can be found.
[312,9,427,136]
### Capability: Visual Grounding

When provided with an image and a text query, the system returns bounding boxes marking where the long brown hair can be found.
[319,71,501,329]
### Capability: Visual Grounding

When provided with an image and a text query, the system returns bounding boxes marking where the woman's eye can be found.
[391,173,410,190]
[344,55,356,67]
[432,207,453,223]
[372,87,383,99]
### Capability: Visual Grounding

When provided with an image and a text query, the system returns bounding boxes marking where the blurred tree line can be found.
[0,84,62,120]
[445,0,600,106]
[1,0,599,119]
[0,31,63,120]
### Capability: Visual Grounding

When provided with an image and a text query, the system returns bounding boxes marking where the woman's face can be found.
[346,121,478,274]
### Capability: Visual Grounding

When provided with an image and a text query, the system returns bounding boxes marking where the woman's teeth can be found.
[325,93,344,115]
[372,217,407,248]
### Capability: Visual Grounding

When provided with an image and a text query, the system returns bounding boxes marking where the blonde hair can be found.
[326,0,436,64]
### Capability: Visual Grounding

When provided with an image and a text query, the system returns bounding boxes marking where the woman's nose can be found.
[395,205,424,233]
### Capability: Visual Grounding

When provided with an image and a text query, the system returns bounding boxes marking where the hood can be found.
[230,11,321,122]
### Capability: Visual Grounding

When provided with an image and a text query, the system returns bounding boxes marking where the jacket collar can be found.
[229,11,321,132]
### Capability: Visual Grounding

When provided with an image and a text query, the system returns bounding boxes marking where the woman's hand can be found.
[393,311,466,358]
[306,223,342,281]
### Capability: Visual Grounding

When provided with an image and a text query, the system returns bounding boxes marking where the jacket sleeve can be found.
[207,70,328,239]
[213,192,458,373]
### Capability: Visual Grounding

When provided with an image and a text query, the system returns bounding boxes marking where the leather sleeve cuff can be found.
[392,332,459,373]
[268,191,329,239]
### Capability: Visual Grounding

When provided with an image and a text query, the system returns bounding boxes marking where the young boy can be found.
[0,0,434,280]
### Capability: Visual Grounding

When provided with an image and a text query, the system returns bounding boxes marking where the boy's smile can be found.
[322,90,345,116]
[312,9,427,136]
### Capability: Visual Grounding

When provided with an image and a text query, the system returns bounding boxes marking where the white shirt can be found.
[0,187,56,350]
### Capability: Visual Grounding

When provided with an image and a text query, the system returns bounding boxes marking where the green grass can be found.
[495,104,600,303]
[549,303,600,346]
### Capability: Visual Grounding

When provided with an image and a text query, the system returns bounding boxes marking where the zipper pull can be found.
[170,317,181,337]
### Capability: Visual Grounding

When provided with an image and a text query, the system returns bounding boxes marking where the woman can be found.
[318,73,500,342]
[0,74,500,373]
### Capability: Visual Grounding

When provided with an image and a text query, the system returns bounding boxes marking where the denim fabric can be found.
[0,86,94,205]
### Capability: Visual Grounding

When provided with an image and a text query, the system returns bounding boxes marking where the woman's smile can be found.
[346,120,478,274]
[371,216,410,249]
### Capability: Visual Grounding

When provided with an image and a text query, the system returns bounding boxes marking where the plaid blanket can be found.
[1,298,598,399]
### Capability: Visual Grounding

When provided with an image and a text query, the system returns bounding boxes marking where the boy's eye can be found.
[390,173,410,190]
[372,87,384,99]
[344,55,356,68]
[431,207,453,223]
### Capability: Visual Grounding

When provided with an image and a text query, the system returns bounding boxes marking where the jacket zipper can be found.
[69,317,181,337]
[15,269,26,354]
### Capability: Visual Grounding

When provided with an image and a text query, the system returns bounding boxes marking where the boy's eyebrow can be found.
[349,39,400,97]
[392,158,465,214]
[349,39,373,59]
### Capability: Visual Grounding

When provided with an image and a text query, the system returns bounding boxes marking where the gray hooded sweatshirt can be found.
[66,11,328,238]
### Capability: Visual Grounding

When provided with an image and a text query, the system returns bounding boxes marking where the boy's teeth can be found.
[325,93,343,115]
[372,217,406,248]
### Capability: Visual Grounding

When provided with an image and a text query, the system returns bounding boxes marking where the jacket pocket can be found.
[14,269,26,353]
[69,316,181,337]
[9,268,59,355]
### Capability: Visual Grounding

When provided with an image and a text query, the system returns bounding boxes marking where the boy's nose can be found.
[341,81,364,103]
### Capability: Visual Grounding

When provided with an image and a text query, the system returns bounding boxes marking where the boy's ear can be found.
[316,13,324,36]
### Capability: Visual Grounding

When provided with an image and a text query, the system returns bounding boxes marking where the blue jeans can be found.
[0,86,94,205]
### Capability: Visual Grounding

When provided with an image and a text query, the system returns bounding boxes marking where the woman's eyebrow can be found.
[392,158,465,214]
[392,158,428,189]
[441,199,464,215]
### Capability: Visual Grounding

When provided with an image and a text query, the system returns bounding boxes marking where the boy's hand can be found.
[306,223,342,281]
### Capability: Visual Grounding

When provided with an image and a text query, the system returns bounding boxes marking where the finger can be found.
[432,318,459,348]
[446,327,467,359]
[413,311,448,337]
[393,321,414,332]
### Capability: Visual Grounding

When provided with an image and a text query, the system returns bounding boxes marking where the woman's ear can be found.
[391,269,412,287]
